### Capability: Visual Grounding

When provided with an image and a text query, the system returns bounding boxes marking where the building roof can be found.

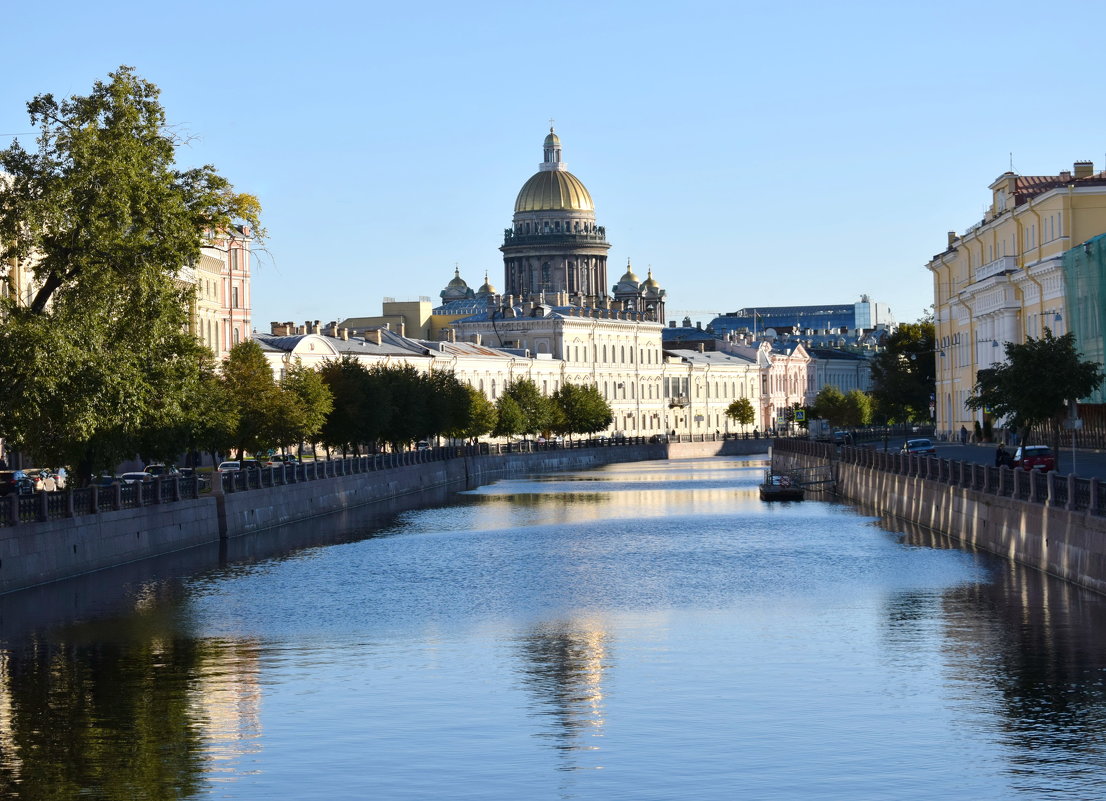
[665,348,758,366]
[254,330,429,358]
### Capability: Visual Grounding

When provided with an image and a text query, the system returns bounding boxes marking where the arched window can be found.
[232,327,240,345]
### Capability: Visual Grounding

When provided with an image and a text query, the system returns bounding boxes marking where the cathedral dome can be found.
[514,127,595,213]
[440,267,474,301]
[514,170,594,213]
[477,273,497,296]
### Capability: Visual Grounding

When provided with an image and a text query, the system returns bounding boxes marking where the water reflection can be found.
[514,619,611,770]
[0,459,1104,797]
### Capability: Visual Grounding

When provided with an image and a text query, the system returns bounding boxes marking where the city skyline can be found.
[6,0,1106,328]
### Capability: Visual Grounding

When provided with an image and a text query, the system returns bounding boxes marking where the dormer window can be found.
[996,192,1007,213]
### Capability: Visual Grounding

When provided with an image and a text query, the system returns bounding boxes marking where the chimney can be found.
[341,328,349,341]
[1060,170,1072,182]
[1074,161,1094,179]
[398,321,406,337]
[698,343,705,353]
[373,329,383,345]
[313,320,321,334]
[470,333,482,345]
[449,328,456,342]
[947,231,957,247]
[669,320,676,327]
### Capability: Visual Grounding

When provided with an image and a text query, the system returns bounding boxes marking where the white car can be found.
[217,461,241,473]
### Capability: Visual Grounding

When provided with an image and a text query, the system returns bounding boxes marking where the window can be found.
[232,286,240,308]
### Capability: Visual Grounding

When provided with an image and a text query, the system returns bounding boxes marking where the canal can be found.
[2,455,1106,800]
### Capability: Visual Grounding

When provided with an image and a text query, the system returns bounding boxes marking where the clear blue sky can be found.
[6,0,1106,329]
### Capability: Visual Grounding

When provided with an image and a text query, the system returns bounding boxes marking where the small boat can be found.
[759,471,805,501]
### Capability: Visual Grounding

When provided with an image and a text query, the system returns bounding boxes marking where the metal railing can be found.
[773,439,1103,515]
[0,437,653,527]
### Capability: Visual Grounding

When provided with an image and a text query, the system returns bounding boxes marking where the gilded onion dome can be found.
[514,126,594,213]
[613,259,641,294]
[440,267,474,301]
[643,268,661,289]
[477,272,497,296]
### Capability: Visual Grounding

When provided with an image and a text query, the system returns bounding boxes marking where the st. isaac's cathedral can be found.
[270,130,785,437]
[437,128,667,324]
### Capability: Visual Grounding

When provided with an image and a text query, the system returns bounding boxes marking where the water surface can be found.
[2,456,1106,800]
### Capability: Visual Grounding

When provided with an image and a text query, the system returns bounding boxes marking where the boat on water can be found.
[759,471,805,501]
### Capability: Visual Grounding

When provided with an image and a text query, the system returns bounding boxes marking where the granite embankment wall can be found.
[772,445,1106,596]
[2,443,692,594]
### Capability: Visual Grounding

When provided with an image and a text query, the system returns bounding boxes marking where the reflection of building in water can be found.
[515,620,611,769]
[0,651,21,783]
[187,640,264,776]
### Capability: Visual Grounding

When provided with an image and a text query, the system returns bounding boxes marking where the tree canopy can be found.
[0,67,261,479]
[869,321,935,423]
[552,382,612,436]
[967,329,1103,454]
[725,398,756,428]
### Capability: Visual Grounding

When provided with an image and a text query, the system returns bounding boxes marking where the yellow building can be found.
[928,161,1106,438]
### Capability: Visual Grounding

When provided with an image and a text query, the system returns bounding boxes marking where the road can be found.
[856,436,1106,480]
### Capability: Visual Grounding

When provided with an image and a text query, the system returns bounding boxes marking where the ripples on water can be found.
[2,457,1106,799]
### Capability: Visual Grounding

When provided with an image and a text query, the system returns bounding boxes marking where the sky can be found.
[5,0,1106,330]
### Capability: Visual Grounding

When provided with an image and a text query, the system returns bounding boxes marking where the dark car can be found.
[0,470,35,497]
[901,438,937,456]
[240,459,263,471]
[1014,445,1055,471]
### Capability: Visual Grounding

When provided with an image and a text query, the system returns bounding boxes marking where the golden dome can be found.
[643,268,660,289]
[515,170,594,213]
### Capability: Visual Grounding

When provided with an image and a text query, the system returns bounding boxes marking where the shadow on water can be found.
[0,480,469,641]
[874,514,1106,793]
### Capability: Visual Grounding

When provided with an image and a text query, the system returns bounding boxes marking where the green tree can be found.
[967,329,1103,465]
[842,390,873,428]
[425,370,471,443]
[869,321,936,424]
[318,357,384,456]
[279,363,333,457]
[725,397,756,429]
[0,67,261,480]
[501,379,555,437]
[552,382,613,436]
[447,385,497,442]
[187,357,239,469]
[813,385,848,427]
[493,395,527,439]
[221,341,282,458]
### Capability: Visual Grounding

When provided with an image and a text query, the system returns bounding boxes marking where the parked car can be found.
[144,464,181,477]
[240,459,263,471]
[415,441,431,451]
[649,434,669,444]
[901,438,937,456]
[0,470,35,497]
[118,472,155,485]
[90,474,118,488]
[265,454,300,467]
[217,461,241,473]
[1014,445,1056,472]
[23,468,57,492]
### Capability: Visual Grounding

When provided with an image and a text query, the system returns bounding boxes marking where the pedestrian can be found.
[960,425,969,445]
[994,444,1008,468]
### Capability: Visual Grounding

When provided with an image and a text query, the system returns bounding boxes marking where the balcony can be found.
[973,256,1016,283]
[502,228,608,248]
